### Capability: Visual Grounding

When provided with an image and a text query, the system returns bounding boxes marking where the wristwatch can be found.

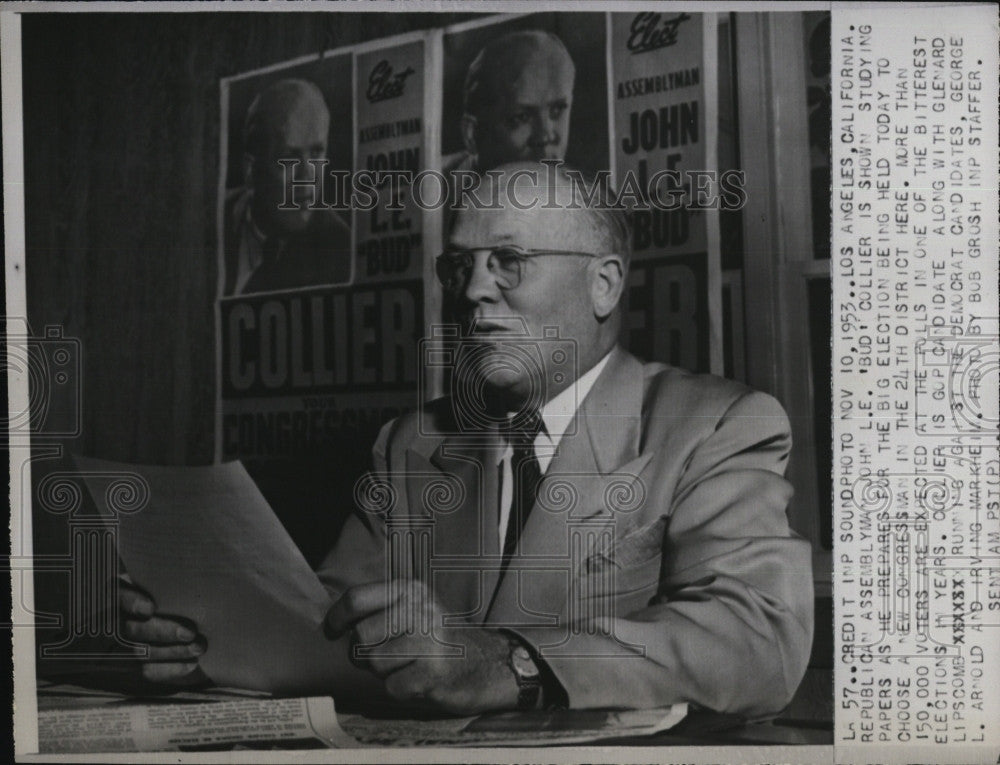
[506,636,542,710]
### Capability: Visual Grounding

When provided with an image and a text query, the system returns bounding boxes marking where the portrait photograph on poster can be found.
[219,53,354,298]
[2,2,997,763]
[439,13,610,177]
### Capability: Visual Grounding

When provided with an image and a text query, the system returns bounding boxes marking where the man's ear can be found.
[459,114,478,156]
[590,254,626,319]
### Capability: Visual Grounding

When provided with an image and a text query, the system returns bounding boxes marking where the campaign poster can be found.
[440,13,610,178]
[611,11,723,374]
[218,54,354,298]
[216,51,423,563]
[354,39,427,284]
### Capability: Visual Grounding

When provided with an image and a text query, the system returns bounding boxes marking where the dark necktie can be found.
[501,411,543,569]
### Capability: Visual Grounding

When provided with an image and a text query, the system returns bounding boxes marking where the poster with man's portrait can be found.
[218,53,354,298]
[440,13,610,178]
[215,50,422,565]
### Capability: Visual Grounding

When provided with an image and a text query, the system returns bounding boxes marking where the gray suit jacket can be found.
[317,346,814,716]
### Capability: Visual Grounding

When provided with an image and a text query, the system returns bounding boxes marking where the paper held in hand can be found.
[72,455,375,696]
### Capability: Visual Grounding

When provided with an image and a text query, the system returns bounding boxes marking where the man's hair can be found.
[462,30,575,119]
[242,78,328,160]
[468,162,632,265]
[555,166,632,267]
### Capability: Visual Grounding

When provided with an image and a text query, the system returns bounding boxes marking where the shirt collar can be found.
[539,349,612,447]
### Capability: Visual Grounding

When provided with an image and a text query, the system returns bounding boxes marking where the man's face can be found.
[447,184,602,405]
[473,50,574,171]
[251,103,329,236]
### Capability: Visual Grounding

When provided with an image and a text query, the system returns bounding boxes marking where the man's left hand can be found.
[325,580,520,715]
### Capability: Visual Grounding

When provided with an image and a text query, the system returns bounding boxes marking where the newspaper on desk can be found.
[38,695,354,753]
[36,680,687,752]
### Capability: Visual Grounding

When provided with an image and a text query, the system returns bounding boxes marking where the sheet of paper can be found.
[72,456,377,697]
[38,696,358,753]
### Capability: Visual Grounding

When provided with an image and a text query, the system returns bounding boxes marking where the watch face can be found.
[511,646,540,679]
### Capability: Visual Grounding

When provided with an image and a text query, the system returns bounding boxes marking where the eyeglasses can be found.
[435,245,602,293]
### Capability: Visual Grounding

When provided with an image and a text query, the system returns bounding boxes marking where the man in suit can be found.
[123,163,813,717]
[223,78,351,296]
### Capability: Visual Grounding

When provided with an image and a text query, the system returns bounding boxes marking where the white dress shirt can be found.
[497,351,613,545]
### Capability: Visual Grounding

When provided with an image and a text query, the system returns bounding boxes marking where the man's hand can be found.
[325,580,520,715]
[119,581,208,686]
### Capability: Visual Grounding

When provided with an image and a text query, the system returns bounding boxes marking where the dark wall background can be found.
[22,11,477,468]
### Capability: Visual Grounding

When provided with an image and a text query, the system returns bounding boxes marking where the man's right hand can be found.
[119,581,208,685]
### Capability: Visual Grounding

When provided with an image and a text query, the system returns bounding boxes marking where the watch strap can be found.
[505,636,542,710]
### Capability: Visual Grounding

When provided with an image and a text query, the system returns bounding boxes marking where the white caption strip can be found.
[833,5,999,765]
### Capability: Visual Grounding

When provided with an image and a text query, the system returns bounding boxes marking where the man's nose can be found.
[529,114,559,147]
[462,252,501,305]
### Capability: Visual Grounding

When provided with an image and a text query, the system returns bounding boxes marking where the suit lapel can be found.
[486,347,648,625]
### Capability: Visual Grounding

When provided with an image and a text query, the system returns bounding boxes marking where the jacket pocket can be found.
[579,517,666,595]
